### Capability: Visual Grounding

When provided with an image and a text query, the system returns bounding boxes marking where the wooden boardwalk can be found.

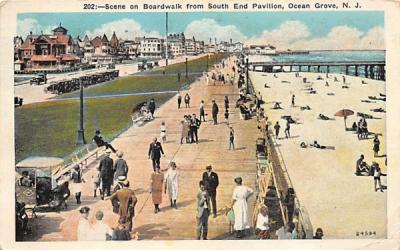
[26,57,261,241]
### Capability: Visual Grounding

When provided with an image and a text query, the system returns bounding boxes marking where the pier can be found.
[249,60,386,81]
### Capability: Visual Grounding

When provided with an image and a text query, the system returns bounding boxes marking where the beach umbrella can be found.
[334,109,354,130]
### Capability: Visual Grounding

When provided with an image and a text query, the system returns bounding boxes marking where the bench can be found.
[53,145,106,180]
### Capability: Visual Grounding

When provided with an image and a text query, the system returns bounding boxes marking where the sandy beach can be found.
[251,71,386,238]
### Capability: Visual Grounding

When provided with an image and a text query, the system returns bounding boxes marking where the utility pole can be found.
[77,78,86,145]
[165,12,168,66]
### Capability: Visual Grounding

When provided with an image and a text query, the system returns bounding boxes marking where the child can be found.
[160,121,167,143]
[225,205,235,234]
[92,167,101,198]
[224,108,229,125]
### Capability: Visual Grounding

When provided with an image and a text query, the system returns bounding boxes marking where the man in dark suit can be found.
[211,99,219,125]
[202,165,219,218]
[148,99,156,118]
[99,150,114,199]
[190,113,201,143]
[196,180,210,240]
[148,137,165,172]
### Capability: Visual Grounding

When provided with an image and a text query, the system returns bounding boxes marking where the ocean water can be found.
[251,51,385,75]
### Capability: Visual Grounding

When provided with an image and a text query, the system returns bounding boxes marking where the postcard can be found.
[1,0,400,249]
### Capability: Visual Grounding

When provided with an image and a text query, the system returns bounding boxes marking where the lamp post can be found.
[246,57,249,94]
[206,54,209,71]
[185,57,188,79]
[77,78,86,145]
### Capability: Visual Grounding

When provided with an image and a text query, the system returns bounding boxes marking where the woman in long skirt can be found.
[150,166,164,213]
[164,162,179,208]
[231,177,253,238]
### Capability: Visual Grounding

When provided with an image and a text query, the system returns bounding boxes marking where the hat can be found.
[206,165,212,170]
[106,149,112,154]
[95,129,101,134]
[118,176,127,181]
[116,151,124,158]
[79,206,90,214]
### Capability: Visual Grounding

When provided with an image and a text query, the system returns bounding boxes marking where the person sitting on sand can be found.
[334,76,339,82]
[361,80,367,84]
[264,83,270,88]
[318,114,331,120]
[355,154,369,176]
[273,102,282,109]
[351,122,358,131]
[325,81,329,87]
[317,75,323,80]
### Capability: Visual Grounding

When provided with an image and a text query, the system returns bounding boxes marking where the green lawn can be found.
[59,74,196,99]
[15,93,174,162]
[15,52,228,162]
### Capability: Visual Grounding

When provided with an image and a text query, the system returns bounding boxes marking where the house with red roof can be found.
[17,23,80,71]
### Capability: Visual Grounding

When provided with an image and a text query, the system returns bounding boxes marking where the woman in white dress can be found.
[164,162,179,209]
[231,176,253,238]
[160,121,167,143]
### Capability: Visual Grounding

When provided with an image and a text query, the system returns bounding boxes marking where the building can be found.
[119,40,140,59]
[184,38,196,55]
[167,33,185,58]
[228,42,244,53]
[139,37,165,58]
[248,45,276,55]
[17,23,80,71]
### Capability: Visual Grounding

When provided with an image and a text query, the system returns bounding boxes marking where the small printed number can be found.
[84,4,96,9]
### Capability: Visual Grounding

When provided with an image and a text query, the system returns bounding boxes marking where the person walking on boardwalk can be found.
[110,186,137,232]
[180,116,190,144]
[196,180,210,240]
[212,99,219,125]
[148,98,156,118]
[224,96,230,110]
[99,150,114,199]
[284,120,291,139]
[91,210,113,240]
[77,206,92,241]
[229,127,235,150]
[164,162,179,209]
[373,135,380,157]
[177,92,182,109]
[274,121,281,139]
[148,137,165,172]
[224,108,230,125]
[199,100,206,122]
[291,94,295,107]
[190,114,201,143]
[184,93,191,108]
[114,151,128,181]
[150,166,164,213]
[160,121,167,143]
[70,166,84,204]
[202,165,219,218]
[231,177,254,238]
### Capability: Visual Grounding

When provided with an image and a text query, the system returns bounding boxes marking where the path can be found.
[26,56,260,241]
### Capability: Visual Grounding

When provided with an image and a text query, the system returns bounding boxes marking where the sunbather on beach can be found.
[300,141,335,150]
[370,108,385,113]
[281,115,296,124]
[317,75,323,80]
[327,93,335,96]
[357,112,374,119]
[342,85,349,89]
[379,93,386,97]
[300,105,311,111]
[334,77,339,82]
[318,114,331,120]
[361,100,376,103]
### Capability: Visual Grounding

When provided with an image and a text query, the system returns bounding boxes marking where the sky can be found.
[17,11,385,50]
